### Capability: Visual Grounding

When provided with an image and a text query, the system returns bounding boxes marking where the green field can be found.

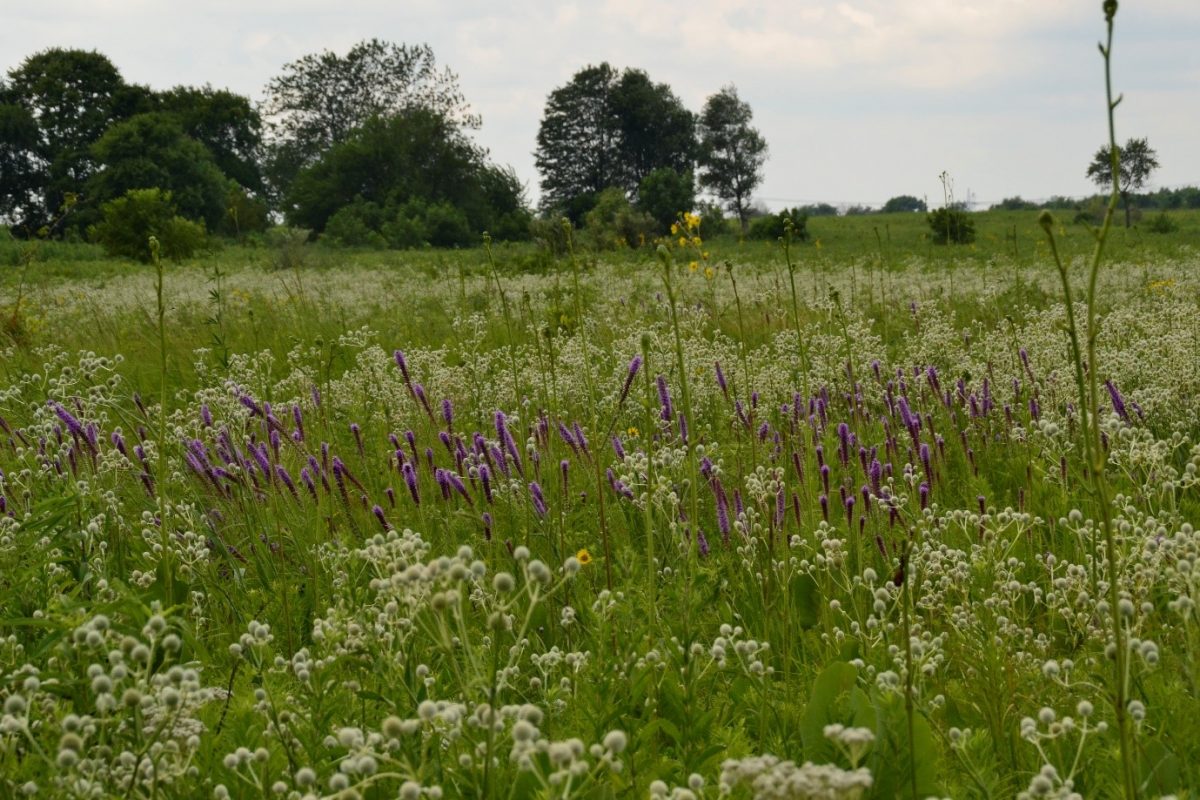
[1,208,1199,798]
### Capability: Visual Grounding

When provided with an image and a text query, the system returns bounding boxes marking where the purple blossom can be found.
[619,355,642,406]
[656,375,673,421]
[529,482,547,517]
[715,361,728,398]
[402,463,420,505]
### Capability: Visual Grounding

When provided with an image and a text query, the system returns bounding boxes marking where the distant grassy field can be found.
[0,208,1198,798]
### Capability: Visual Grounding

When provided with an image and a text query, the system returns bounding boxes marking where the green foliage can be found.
[696,200,730,236]
[261,39,476,198]
[1,48,147,231]
[927,207,976,244]
[88,112,230,230]
[697,85,768,232]
[535,63,695,218]
[637,168,695,231]
[881,195,927,213]
[219,183,270,238]
[1087,137,1160,227]
[155,85,264,193]
[797,202,839,217]
[747,207,809,241]
[286,109,524,243]
[583,186,656,249]
[93,188,206,261]
[990,196,1038,211]
[1145,210,1179,234]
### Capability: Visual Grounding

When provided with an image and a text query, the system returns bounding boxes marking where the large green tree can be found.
[285,108,526,240]
[534,63,696,220]
[0,90,42,228]
[1086,136,1159,228]
[697,85,768,233]
[156,86,263,193]
[261,40,476,199]
[1,48,149,231]
[88,113,229,230]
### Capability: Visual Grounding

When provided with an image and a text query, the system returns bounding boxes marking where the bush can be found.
[93,188,207,262]
[265,226,312,271]
[323,202,387,248]
[989,196,1037,211]
[381,204,429,249]
[882,195,927,213]
[219,184,270,238]
[637,168,695,232]
[747,207,810,242]
[926,207,975,245]
[583,187,656,249]
[1145,211,1179,234]
[696,201,729,236]
[423,203,474,248]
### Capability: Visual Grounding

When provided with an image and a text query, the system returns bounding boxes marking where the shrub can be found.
[926,207,975,244]
[264,225,312,271]
[583,187,656,249]
[423,203,474,248]
[1145,211,1179,234]
[93,188,207,262]
[747,207,810,242]
[637,168,695,232]
[696,201,730,236]
[882,195,927,213]
[323,202,387,248]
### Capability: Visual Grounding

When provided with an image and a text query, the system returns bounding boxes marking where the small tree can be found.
[1086,136,1159,228]
[94,188,206,261]
[748,207,809,241]
[697,85,767,234]
[637,167,695,232]
[926,207,975,245]
[881,195,926,213]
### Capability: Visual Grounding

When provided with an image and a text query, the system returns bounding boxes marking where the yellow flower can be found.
[684,212,701,231]
[626,426,639,438]
[576,548,592,565]
[678,236,688,248]
[704,266,715,280]
[688,261,699,272]
[702,251,710,260]
[670,223,680,235]
[691,236,702,247]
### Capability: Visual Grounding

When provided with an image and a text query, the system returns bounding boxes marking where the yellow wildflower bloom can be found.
[689,261,699,272]
[576,548,592,565]
[678,236,688,247]
[704,266,715,280]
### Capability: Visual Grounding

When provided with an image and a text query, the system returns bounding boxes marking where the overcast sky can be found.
[4,1,1198,209]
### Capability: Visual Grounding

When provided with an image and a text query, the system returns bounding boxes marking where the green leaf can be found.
[800,661,859,763]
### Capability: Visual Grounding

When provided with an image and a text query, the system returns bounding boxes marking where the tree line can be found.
[0,42,771,255]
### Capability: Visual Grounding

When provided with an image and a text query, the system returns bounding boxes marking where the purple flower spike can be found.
[373,505,391,530]
[200,405,213,427]
[612,436,625,460]
[394,350,412,389]
[479,464,494,504]
[819,494,829,522]
[1105,380,1130,422]
[442,398,454,427]
[656,375,673,421]
[619,355,643,406]
[529,482,547,517]
[715,361,728,398]
[919,482,930,510]
[402,463,420,505]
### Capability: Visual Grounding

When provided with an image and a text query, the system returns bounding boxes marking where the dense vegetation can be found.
[1,198,1199,797]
